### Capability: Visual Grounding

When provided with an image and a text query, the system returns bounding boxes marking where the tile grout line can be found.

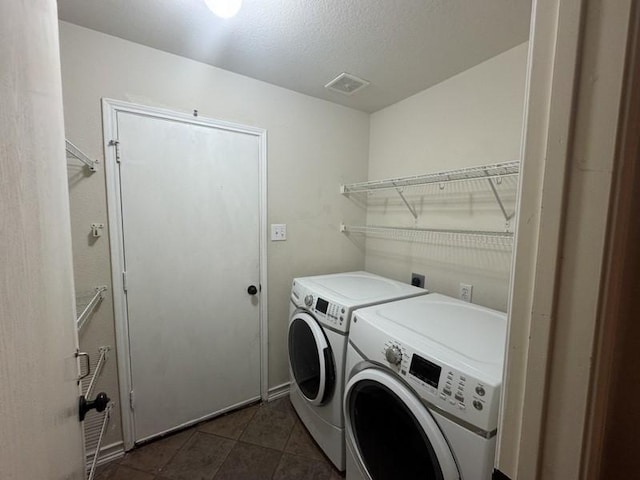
[154,427,198,478]
[270,413,299,479]
[208,436,237,480]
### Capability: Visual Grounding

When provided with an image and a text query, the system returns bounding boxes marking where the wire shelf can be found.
[340,224,514,246]
[340,161,520,194]
[86,402,114,480]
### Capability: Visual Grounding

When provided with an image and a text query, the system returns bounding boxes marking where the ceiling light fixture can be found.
[204,0,242,19]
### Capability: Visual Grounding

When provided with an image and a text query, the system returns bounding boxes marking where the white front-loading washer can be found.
[288,271,426,470]
[344,293,508,480]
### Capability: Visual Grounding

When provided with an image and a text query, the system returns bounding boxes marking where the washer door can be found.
[288,311,336,406]
[345,368,460,480]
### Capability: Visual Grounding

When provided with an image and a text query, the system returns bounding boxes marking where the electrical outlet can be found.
[271,224,287,241]
[411,273,426,289]
[459,283,473,303]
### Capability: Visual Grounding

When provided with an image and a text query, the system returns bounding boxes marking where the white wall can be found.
[0,2,84,478]
[364,43,528,311]
[59,21,369,449]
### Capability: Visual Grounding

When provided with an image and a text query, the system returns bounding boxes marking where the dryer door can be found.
[288,311,336,406]
[345,368,460,480]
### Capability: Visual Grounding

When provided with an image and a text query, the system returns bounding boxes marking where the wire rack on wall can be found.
[340,224,514,247]
[340,160,520,234]
[80,346,113,480]
[340,161,519,194]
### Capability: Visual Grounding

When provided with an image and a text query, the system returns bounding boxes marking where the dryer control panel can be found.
[379,340,499,433]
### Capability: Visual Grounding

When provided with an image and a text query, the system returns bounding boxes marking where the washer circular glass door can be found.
[345,367,459,480]
[288,311,336,406]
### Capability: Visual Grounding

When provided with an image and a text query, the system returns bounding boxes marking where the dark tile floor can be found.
[95,397,344,480]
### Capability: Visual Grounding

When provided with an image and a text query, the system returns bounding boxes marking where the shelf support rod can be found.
[394,186,418,219]
[65,140,98,172]
[85,346,110,400]
[76,286,108,332]
[486,177,514,221]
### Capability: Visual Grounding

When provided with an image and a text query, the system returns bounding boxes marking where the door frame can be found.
[101,98,269,449]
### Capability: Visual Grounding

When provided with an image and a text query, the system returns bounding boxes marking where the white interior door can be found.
[115,109,262,443]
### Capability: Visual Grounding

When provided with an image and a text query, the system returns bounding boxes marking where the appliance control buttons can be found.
[475,386,486,397]
[384,345,402,365]
[304,295,313,307]
[473,400,483,411]
[458,403,466,410]
[443,388,452,396]
[440,393,446,400]
[454,393,464,403]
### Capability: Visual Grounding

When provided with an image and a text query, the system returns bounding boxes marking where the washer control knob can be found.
[473,400,483,411]
[475,386,486,397]
[385,345,403,365]
[304,295,314,307]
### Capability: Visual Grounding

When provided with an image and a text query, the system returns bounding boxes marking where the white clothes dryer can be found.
[288,271,426,470]
[344,293,508,480]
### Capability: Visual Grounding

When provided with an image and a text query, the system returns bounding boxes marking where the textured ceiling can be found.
[57,0,531,113]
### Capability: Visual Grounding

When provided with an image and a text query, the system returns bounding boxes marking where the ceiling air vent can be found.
[325,72,370,96]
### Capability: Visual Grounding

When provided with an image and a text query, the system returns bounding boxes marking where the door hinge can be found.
[109,139,121,163]
[129,390,135,410]
[122,271,128,292]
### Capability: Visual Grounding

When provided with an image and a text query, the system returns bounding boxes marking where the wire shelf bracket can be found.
[76,286,108,332]
[84,346,111,401]
[66,139,99,172]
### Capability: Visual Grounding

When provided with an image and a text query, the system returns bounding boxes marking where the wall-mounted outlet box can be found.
[459,283,473,302]
[271,224,287,241]
[411,273,426,289]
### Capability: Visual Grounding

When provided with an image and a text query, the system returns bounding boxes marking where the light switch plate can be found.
[271,224,287,241]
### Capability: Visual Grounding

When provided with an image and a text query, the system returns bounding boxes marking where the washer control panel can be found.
[378,338,499,432]
[292,282,348,333]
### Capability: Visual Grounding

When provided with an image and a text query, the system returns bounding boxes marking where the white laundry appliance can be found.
[288,271,426,470]
[344,293,507,480]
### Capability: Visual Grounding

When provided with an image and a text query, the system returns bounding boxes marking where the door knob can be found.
[247,285,258,295]
[79,392,110,421]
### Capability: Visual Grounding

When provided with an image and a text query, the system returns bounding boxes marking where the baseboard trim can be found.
[86,441,125,469]
[492,468,513,480]
[267,382,291,401]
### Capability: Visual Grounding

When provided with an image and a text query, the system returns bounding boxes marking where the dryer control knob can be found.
[304,295,314,307]
[385,345,403,365]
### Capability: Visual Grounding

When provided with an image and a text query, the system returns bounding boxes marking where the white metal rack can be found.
[340,161,520,241]
[76,286,108,332]
[341,160,519,222]
[340,224,514,246]
[84,346,111,401]
[66,139,99,172]
[75,283,111,479]
[80,345,112,480]
[86,402,114,480]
